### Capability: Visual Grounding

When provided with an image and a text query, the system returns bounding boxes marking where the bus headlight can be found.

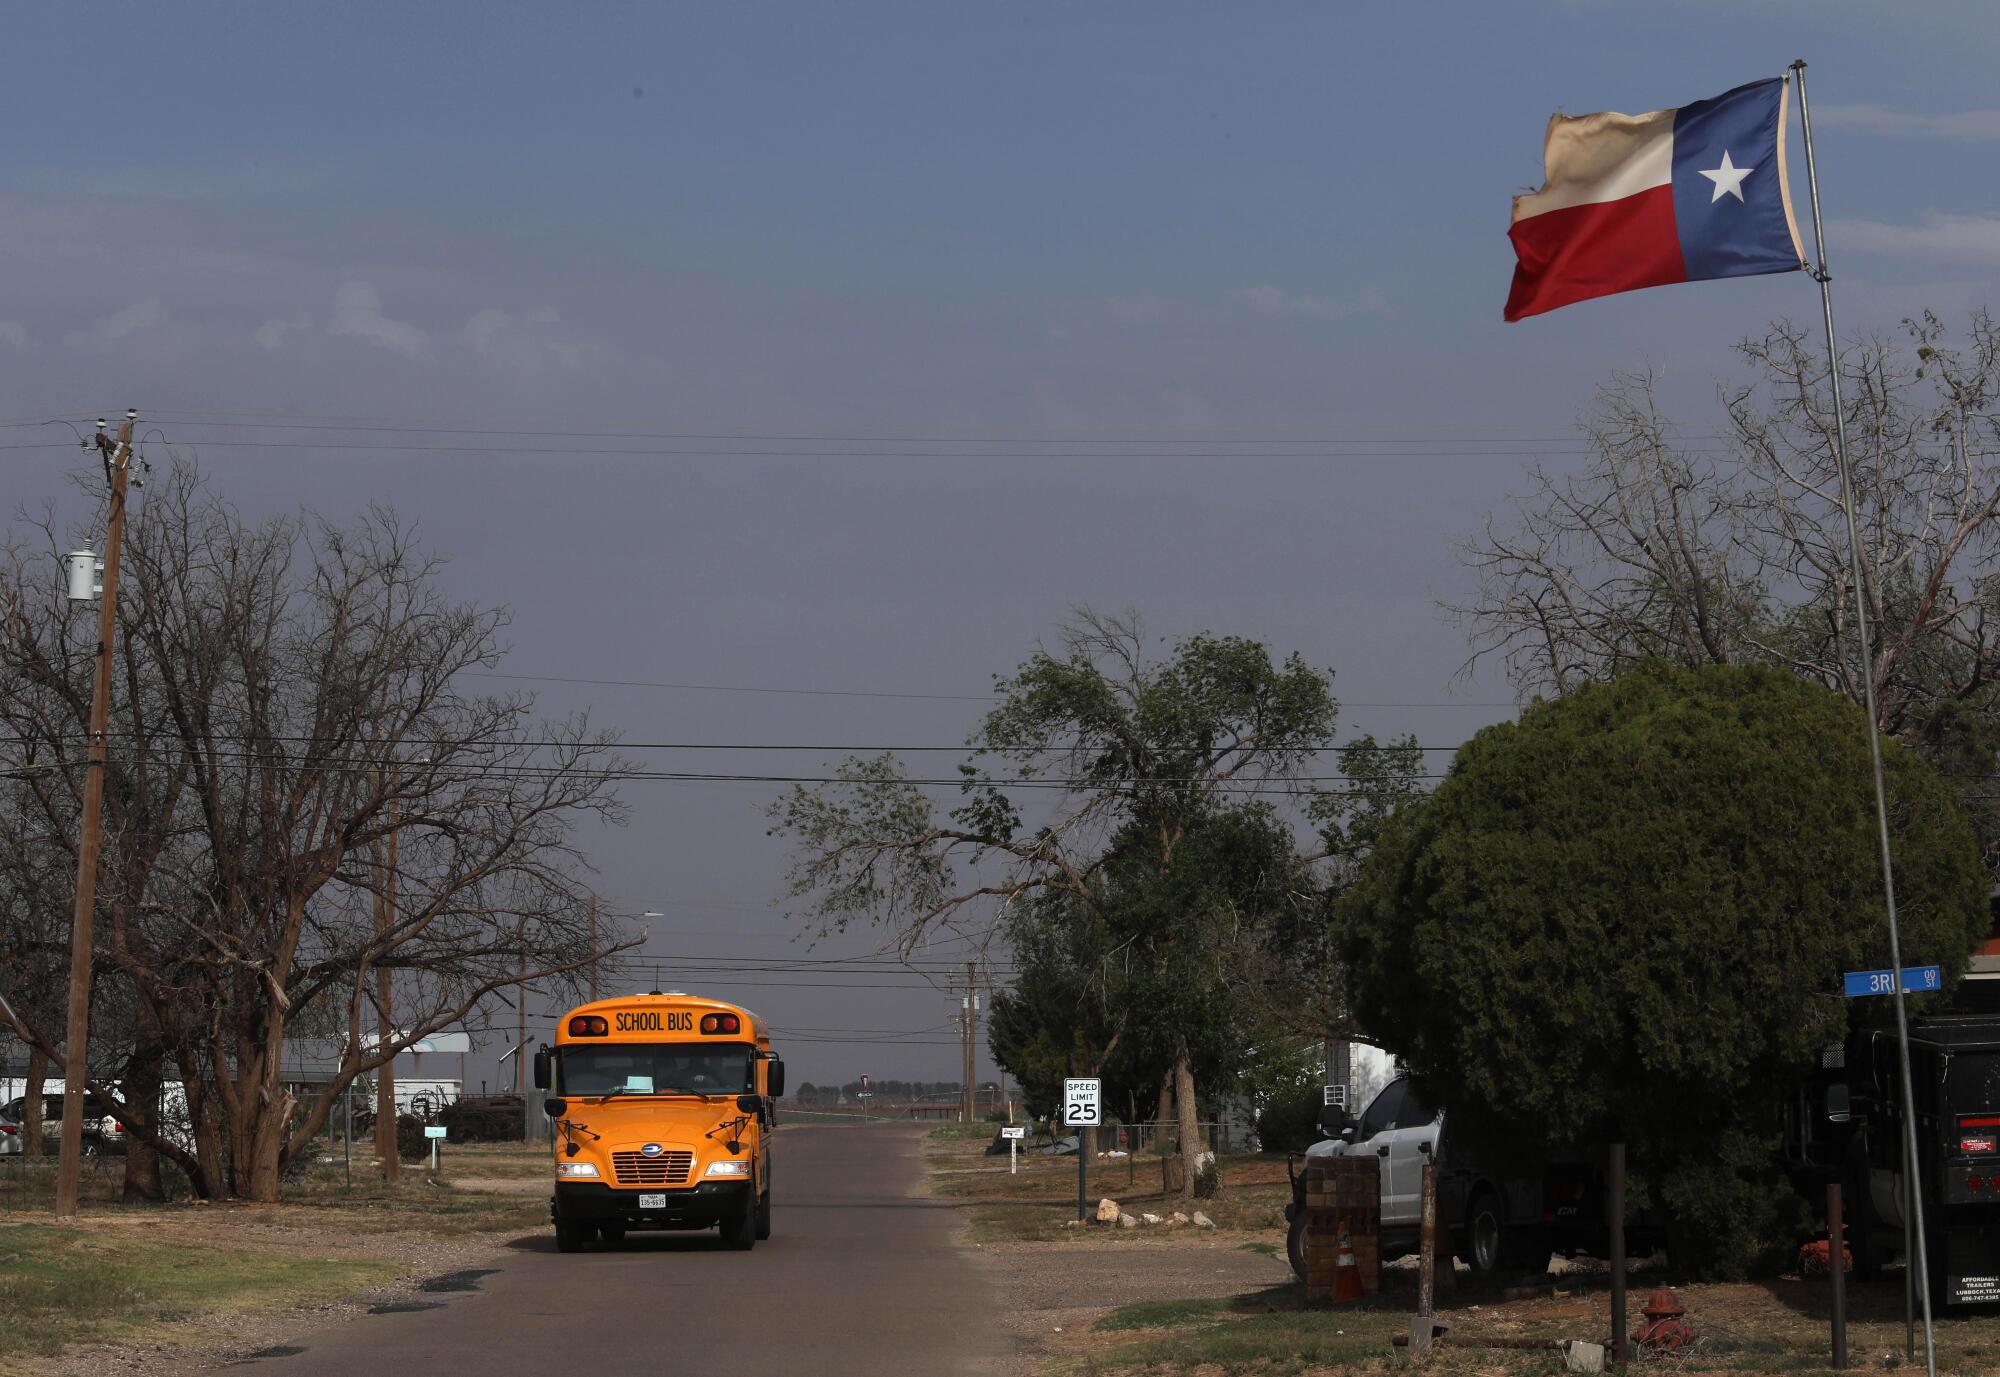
[704,1159,750,1178]
[556,1161,600,1179]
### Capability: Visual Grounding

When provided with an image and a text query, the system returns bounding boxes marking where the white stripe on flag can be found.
[1511,105,1675,224]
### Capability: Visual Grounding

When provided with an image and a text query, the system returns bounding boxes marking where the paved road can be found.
[245,1123,1005,1375]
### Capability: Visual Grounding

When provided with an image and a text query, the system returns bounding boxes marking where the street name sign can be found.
[1062,1078,1102,1127]
[1842,965,1941,998]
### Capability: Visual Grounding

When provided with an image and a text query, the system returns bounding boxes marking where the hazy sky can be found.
[4,3,1996,1091]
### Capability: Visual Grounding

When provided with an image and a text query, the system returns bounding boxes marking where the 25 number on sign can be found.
[1063,1078,1101,1127]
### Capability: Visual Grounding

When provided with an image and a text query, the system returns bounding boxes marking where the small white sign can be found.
[423,1125,448,1139]
[1000,1126,1027,1139]
[1062,1078,1101,1127]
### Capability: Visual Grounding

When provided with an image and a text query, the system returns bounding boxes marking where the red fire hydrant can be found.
[1633,1286,1695,1354]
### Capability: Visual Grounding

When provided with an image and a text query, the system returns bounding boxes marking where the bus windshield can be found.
[559,1043,755,1097]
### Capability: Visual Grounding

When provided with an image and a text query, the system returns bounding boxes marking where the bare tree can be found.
[1458,310,2000,737]
[0,459,634,1200]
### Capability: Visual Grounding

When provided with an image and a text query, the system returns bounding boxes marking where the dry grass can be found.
[0,1221,397,1371]
[1048,1263,2000,1374]
[0,1142,552,1369]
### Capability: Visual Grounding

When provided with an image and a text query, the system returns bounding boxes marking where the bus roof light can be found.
[567,1015,609,1037]
[700,1012,741,1035]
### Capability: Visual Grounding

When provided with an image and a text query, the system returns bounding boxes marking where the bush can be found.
[1256,1084,1324,1154]
[1341,663,1989,1279]
[395,1113,430,1162]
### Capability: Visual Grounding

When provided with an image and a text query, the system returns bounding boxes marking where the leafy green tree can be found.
[1342,662,1989,1277]
[769,609,1341,1194]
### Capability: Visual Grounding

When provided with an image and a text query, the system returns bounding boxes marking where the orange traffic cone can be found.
[1333,1231,1364,1302]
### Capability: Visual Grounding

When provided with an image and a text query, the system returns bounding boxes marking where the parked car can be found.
[1283,1074,1649,1281]
[0,1104,22,1157]
[0,1094,125,1155]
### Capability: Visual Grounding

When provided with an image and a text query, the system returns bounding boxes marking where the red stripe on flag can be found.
[1505,184,1686,322]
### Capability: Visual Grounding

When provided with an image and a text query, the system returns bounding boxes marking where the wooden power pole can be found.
[56,410,135,1218]
[588,891,599,1002]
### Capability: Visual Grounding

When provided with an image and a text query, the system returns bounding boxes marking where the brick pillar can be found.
[1303,1155,1382,1300]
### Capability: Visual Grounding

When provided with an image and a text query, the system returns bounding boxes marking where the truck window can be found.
[1357,1081,1407,1138]
[1947,1052,2000,1115]
[1394,1086,1438,1129]
[560,1043,756,1096]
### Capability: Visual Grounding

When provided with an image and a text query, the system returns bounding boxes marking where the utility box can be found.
[1303,1155,1382,1300]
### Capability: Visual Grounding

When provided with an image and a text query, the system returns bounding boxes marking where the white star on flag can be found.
[1699,150,1754,203]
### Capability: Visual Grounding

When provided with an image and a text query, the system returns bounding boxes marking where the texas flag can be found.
[1505,77,1807,321]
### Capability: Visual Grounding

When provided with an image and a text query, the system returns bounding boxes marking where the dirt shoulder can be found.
[924,1124,2000,1375]
[922,1124,1299,1374]
[0,1144,549,1377]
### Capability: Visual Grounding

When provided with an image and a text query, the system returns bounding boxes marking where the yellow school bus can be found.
[532,990,784,1252]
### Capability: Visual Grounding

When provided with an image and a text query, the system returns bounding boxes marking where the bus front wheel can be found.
[720,1181,757,1251]
[555,1219,593,1254]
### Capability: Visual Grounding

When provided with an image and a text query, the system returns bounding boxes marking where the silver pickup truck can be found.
[1284,1074,1618,1281]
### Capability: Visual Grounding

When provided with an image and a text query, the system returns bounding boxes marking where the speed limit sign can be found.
[1062,1078,1101,1127]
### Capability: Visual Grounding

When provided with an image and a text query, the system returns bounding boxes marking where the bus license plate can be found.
[639,1193,666,1209]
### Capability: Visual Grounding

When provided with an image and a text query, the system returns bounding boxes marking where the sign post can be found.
[423,1124,447,1172]
[1001,1124,1026,1174]
[1064,1078,1101,1222]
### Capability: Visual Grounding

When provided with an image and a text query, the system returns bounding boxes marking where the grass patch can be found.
[927,1120,1007,1142]
[1080,1307,1401,1373]
[0,1222,397,1366]
[1094,1296,1235,1332]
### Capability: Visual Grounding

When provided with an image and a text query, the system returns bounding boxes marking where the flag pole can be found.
[1789,58,1936,1377]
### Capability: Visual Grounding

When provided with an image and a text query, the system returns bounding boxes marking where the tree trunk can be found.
[1156,1067,1176,1155]
[188,1077,225,1199]
[119,1036,166,1202]
[21,1046,46,1159]
[1174,1048,1202,1200]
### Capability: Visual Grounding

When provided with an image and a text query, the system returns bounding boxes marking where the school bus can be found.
[532,990,784,1252]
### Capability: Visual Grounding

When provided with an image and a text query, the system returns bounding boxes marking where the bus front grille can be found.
[612,1151,694,1185]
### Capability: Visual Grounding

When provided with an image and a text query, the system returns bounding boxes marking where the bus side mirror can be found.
[737,1094,762,1116]
[1824,1083,1852,1124]
[1317,1104,1350,1139]
[532,1046,552,1091]
[766,1057,786,1099]
[544,1097,566,1119]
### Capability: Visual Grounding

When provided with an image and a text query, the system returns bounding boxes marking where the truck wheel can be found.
[719,1182,757,1251]
[1286,1212,1309,1283]
[755,1182,772,1241]
[555,1219,592,1254]
[1465,1191,1506,1276]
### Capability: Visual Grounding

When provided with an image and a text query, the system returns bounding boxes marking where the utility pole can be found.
[961,962,978,1123]
[588,891,599,1002]
[56,410,134,1219]
[516,923,528,1096]
[374,789,399,1182]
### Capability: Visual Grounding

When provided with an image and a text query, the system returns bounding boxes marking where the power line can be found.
[0,437,1735,460]
[460,669,1515,708]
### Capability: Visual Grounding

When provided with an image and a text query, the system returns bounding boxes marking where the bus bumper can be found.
[552,1180,750,1229]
